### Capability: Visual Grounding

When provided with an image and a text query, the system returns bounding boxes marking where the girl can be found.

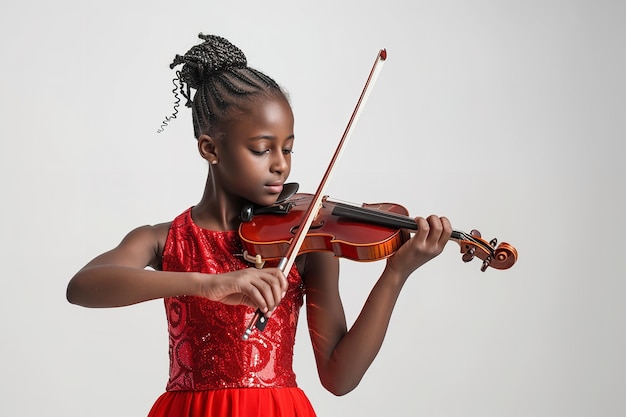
[66,33,452,417]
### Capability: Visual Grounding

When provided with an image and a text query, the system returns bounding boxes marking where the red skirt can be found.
[147,388,317,417]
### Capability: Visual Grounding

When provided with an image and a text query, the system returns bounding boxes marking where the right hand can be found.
[199,267,288,315]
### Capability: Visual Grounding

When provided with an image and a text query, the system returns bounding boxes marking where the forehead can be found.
[224,96,294,138]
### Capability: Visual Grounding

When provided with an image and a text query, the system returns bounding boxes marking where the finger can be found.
[427,215,445,243]
[238,272,275,313]
[414,216,429,241]
[256,268,289,311]
[262,268,287,310]
[269,267,288,294]
[244,283,270,313]
[440,216,453,244]
[260,273,285,311]
[278,269,288,298]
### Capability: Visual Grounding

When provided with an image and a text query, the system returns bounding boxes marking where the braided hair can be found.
[158,33,288,138]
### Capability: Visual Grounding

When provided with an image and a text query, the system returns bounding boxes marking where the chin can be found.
[262,194,281,206]
[247,193,280,207]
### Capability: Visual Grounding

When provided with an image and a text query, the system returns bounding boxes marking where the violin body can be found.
[239,194,411,262]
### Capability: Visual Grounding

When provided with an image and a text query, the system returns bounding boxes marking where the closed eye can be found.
[247,136,294,156]
[250,148,293,156]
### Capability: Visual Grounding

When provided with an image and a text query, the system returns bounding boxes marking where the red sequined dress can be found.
[147,208,316,417]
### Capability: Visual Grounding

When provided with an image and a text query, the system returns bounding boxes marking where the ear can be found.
[197,134,220,165]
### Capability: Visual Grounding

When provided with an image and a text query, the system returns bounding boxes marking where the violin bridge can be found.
[312,197,328,222]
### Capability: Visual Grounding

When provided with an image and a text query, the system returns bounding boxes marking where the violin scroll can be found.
[457,229,518,271]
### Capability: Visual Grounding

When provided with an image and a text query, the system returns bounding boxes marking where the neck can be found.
[192,172,246,231]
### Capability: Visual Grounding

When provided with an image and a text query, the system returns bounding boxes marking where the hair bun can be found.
[170,33,248,90]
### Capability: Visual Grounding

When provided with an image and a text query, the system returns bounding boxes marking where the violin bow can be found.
[242,49,388,340]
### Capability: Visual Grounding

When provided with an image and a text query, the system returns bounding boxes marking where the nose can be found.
[270,150,290,174]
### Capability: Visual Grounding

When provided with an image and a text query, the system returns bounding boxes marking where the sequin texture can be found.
[161,208,304,391]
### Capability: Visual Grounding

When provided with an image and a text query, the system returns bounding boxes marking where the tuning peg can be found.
[481,256,492,272]
[462,246,475,263]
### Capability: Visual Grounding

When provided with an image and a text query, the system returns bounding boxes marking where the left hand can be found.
[386,214,452,279]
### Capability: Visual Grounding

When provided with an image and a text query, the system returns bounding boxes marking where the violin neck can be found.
[330,200,465,241]
[325,198,515,271]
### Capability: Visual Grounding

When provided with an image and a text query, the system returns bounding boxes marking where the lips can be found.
[265,182,284,194]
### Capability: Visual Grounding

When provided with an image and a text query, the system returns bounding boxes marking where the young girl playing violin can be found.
[66,33,452,417]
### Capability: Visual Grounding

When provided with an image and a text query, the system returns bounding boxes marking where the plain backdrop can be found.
[1,0,625,416]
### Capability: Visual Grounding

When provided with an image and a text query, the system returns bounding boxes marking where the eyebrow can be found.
[246,134,295,141]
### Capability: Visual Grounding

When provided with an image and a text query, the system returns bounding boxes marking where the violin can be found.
[239,191,517,272]
[239,49,517,340]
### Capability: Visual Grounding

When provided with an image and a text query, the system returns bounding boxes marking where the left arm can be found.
[304,215,451,396]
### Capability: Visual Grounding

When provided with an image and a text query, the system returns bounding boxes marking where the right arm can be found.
[66,223,287,311]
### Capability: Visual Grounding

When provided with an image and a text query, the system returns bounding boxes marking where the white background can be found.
[1,0,625,416]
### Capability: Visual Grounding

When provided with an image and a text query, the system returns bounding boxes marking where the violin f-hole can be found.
[290,220,325,235]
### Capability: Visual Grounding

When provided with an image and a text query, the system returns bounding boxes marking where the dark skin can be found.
[67,96,452,395]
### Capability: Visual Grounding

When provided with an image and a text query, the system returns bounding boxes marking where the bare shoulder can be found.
[84,221,173,271]
[121,222,171,245]
[121,222,172,269]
